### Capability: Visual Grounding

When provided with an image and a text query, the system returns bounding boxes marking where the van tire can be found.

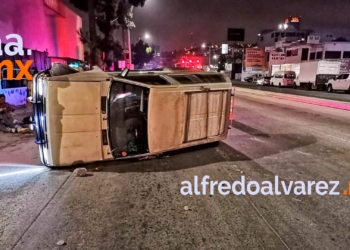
[327,84,333,93]
[279,83,281,87]
[293,82,297,89]
[309,83,313,91]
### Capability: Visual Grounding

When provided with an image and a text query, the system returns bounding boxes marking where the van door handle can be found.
[103,117,107,120]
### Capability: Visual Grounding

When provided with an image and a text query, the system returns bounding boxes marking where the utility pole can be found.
[191,32,193,47]
[231,42,236,80]
[208,47,211,67]
[122,28,126,61]
[88,0,96,68]
[127,28,132,67]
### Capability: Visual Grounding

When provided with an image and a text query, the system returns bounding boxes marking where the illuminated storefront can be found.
[0,0,83,105]
[284,16,301,30]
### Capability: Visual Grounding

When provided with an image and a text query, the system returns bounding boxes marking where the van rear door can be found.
[183,75,231,142]
[184,89,230,142]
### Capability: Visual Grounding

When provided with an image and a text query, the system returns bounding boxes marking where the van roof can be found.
[274,71,296,74]
[46,66,231,87]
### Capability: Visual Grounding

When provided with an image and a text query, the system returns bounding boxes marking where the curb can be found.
[236,87,350,111]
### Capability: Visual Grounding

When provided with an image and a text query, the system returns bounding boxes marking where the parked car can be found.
[256,76,271,85]
[326,73,350,93]
[270,71,296,87]
[244,74,262,82]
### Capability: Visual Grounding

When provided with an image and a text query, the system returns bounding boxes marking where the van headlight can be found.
[43,147,48,162]
[38,78,43,96]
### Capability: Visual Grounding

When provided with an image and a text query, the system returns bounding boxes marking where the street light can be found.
[202,43,212,68]
[145,33,150,39]
[213,55,218,59]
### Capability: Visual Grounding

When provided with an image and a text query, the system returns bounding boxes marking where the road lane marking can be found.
[296,151,311,156]
[10,172,72,250]
[310,132,350,145]
[222,166,291,250]
[0,168,46,178]
[216,148,291,250]
[250,137,265,143]
[235,87,350,111]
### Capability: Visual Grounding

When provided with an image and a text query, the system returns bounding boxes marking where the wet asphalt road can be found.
[232,80,350,103]
[1,88,350,250]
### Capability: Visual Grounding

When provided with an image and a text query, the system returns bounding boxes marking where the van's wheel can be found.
[327,84,333,93]
[307,83,312,91]
[293,82,297,89]
[279,83,281,87]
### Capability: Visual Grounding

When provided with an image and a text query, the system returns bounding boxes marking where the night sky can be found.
[69,0,350,51]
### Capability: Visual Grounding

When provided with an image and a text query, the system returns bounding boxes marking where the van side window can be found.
[336,75,343,80]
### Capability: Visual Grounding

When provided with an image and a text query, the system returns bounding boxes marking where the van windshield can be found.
[284,73,295,78]
[108,81,149,157]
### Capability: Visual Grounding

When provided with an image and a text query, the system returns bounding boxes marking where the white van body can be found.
[270,71,296,87]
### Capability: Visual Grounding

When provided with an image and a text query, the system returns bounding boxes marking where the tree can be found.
[78,28,103,67]
[128,0,146,6]
[132,39,154,69]
[71,0,98,67]
[69,0,146,10]
[70,0,147,68]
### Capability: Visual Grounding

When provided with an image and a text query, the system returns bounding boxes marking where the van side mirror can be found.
[119,68,130,78]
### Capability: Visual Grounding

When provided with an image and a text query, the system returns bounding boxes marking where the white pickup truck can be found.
[326,73,350,93]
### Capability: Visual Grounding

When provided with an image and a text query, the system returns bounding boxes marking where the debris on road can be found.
[292,198,302,202]
[73,168,89,177]
[57,240,66,246]
[156,154,169,159]
[184,206,189,211]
